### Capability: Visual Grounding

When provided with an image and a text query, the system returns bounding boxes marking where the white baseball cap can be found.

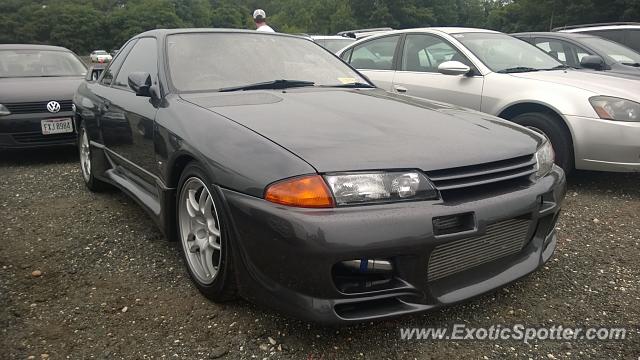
[253,9,266,20]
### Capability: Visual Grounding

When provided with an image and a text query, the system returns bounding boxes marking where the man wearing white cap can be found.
[253,9,275,32]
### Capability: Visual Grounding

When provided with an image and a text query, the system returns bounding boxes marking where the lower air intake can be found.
[428,218,531,282]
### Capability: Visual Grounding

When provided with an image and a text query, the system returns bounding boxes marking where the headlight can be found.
[324,171,438,205]
[0,104,10,116]
[534,141,554,178]
[589,96,640,122]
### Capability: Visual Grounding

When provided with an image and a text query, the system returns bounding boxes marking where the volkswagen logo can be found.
[47,101,61,113]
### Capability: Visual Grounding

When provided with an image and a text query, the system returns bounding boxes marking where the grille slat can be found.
[5,100,73,114]
[430,228,521,261]
[426,154,536,192]
[427,218,531,281]
[12,131,76,144]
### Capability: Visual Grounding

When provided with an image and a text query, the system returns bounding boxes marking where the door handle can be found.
[394,85,408,93]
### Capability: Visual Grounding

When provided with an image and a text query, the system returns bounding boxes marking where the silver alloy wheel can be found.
[79,127,91,182]
[178,177,222,285]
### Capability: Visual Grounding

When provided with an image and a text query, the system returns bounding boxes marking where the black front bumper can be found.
[221,167,566,324]
[0,111,76,149]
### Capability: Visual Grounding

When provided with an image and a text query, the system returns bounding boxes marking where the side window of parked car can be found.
[113,37,158,91]
[627,30,640,53]
[101,40,136,86]
[534,38,592,68]
[349,35,400,70]
[400,34,471,73]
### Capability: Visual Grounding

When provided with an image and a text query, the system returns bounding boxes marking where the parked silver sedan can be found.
[338,28,640,173]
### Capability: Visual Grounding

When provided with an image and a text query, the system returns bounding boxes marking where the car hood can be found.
[182,89,542,173]
[0,76,84,103]
[509,69,640,99]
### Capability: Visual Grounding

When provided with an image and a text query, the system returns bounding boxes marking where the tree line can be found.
[0,0,638,54]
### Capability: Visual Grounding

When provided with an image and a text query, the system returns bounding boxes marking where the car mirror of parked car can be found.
[86,66,105,82]
[128,72,152,97]
[437,61,472,76]
[580,54,606,70]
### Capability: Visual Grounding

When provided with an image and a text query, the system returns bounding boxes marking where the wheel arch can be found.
[497,101,576,150]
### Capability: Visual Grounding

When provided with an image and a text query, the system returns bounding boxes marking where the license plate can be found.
[41,118,73,135]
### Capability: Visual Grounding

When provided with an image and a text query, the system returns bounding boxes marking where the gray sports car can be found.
[74,29,565,324]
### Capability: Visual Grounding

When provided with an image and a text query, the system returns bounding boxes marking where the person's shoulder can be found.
[257,25,275,32]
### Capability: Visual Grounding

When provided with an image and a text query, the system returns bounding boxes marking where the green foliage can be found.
[0,0,636,54]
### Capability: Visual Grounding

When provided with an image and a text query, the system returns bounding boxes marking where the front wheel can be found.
[511,112,574,174]
[177,162,237,302]
[78,122,108,191]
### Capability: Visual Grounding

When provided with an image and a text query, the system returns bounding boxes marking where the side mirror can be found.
[128,72,152,97]
[85,66,105,81]
[580,55,605,70]
[438,61,472,76]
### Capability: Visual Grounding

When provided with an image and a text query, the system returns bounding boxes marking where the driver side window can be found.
[100,40,136,86]
[113,37,158,91]
[401,34,471,73]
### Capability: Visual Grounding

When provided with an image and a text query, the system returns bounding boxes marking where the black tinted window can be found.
[349,35,400,70]
[101,40,136,86]
[626,30,640,52]
[587,30,625,43]
[114,37,158,89]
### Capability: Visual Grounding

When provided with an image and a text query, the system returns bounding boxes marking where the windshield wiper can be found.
[319,82,375,88]
[218,79,315,92]
[497,67,540,74]
[621,62,640,67]
[542,64,572,71]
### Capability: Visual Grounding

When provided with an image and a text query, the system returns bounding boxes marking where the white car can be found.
[89,50,112,63]
[338,27,640,173]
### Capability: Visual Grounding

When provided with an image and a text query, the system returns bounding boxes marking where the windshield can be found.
[581,37,640,64]
[455,33,562,72]
[321,38,356,53]
[167,33,368,92]
[94,51,108,55]
[0,50,87,78]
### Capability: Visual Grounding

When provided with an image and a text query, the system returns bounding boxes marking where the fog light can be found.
[341,258,393,274]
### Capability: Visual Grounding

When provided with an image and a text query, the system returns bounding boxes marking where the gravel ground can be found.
[1,147,638,359]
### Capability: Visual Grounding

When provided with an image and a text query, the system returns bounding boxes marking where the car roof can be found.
[0,44,72,52]
[310,35,354,41]
[136,28,304,40]
[512,32,596,39]
[357,27,502,37]
[557,24,640,32]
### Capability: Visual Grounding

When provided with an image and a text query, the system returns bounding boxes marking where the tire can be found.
[176,162,238,302]
[78,121,109,192]
[511,112,574,174]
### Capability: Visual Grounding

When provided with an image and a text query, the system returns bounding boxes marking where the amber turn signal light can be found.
[265,175,334,208]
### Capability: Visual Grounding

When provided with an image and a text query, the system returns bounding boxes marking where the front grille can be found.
[5,100,73,114]
[12,132,76,144]
[426,154,536,191]
[427,218,531,282]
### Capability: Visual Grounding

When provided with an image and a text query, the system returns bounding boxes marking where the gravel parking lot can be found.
[1,147,638,359]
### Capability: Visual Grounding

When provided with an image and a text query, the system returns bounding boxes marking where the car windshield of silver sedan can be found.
[581,36,640,66]
[455,33,563,73]
[166,33,370,92]
[0,50,87,78]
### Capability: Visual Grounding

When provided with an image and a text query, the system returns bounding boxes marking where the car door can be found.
[96,37,160,183]
[343,35,402,91]
[392,33,484,110]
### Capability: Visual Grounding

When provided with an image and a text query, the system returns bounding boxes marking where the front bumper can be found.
[565,115,640,172]
[221,167,566,324]
[0,111,76,149]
